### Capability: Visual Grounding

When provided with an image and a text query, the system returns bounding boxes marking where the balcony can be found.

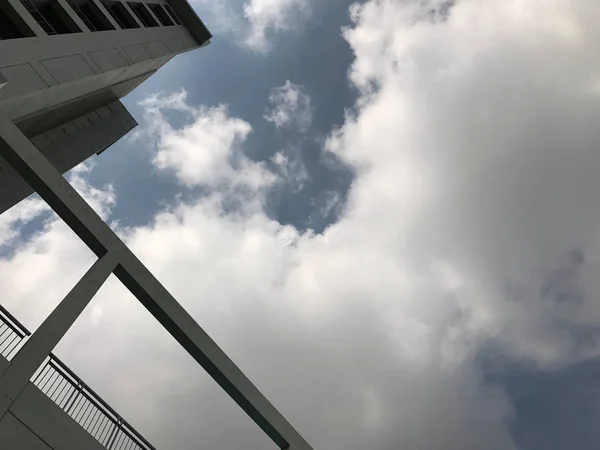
[0,303,155,450]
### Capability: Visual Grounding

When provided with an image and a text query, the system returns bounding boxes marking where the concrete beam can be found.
[115,253,313,450]
[6,0,47,37]
[120,1,145,28]
[56,0,92,33]
[90,0,120,30]
[0,119,120,256]
[0,252,119,400]
[0,118,313,450]
[143,2,163,27]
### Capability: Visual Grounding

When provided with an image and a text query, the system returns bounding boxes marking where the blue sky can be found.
[3,0,600,449]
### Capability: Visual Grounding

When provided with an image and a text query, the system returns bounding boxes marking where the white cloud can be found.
[243,0,309,52]
[264,81,312,131]
[0,197,48,247]
[6,1,600,449]
[139,90,274,191]
[69,162,115,221]
[271,149,309,192]
[329,0,600,366]
[191,0,310,52]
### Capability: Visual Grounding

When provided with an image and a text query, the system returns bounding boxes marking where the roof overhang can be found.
[169,0,213,47]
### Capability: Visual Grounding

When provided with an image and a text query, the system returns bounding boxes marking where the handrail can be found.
[47,356,157,450]
[0,303,156,450]
[0,303,31,337]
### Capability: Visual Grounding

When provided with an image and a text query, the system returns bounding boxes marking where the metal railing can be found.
[0,304,156,450]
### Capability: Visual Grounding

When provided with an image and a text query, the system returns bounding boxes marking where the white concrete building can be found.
[0,2,312,450]
[0,0,211,214]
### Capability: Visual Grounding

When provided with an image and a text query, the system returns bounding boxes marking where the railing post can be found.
[64,381,83,415]
[106,418,122,450]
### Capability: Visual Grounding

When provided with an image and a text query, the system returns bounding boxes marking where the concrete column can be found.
[0,252,119,400]
[142,2,162,27]
[0,119,119,256]
[56,0,92,32]
[6,0,47,36]
[90,0,121,29]
[120,1,144,28]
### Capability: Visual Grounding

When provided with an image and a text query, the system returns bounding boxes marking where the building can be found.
[0,0,211,215]
[0,2,312,450]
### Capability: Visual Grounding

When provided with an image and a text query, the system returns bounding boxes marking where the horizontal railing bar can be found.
[0,303,31,338]
[48,357,155,450]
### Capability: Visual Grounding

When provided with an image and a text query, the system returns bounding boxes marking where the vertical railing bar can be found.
[96,412,110,438]
[79,400,94,428]
[0,329,10,352]
[75,398,91,422]
[116,423,127,449]
[53,378,65,405]
[46,376,61,400]
[31,363,46,384]
[64,382,82,414]
[86,404,98,430]
[98,416,112,443]
[104,418,119,446]
[76,398,90,424]
[6,336,24,359]
[38,365,54,391]
[69,390,86,418]
[90,413,102,438]
[39,363,55,387]
[4,333,19,354]
[57,384,72,409]
[0,328,12,355]
[54,378,70,407]
[0,335,15,357]
[103,420,118,447]
[70,395,83,419]
[9,340,26,359]
[114,434,123,450]
[115,429,126,450]
[87,407,102,433]
[95,416,106,441]
[62,383,78,411]
[44,367,59,394]
[47,370,64,399]
[0,325,11,342]
[117,432,128,450]
[83,403,99,430]
[106,419,121,450]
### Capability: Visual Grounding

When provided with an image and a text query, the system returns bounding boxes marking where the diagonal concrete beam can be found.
[0,119,312,450]
[0,251,119,400]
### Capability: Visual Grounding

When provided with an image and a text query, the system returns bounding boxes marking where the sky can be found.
[3,0,600,449]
